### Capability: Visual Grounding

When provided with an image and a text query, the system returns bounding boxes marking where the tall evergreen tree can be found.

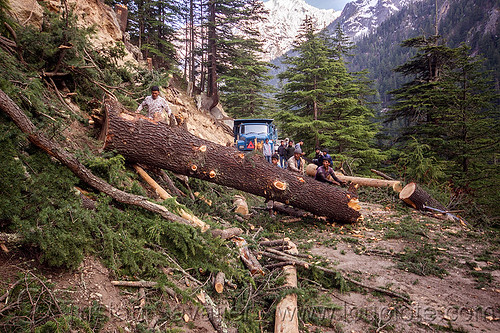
[437,45,499,203]
[388,35,499,216]
[203,0,272,114]
[277,19,383,170]
[219,43,275,117]
[124,0,180,70]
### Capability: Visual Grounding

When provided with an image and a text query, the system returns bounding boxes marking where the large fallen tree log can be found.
[102,99,362,223]
[399,182,446,211]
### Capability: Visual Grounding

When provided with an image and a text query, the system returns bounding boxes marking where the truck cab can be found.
[233,119,278,152]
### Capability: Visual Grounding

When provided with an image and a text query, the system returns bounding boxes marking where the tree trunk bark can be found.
[102,99,362,224]
[0,90,198,230]
[306,164,403,192]
[233,237,264,276]
[213,272,225,293]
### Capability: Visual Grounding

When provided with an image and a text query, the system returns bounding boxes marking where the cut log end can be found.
[399,182,447,212]
[348,198,361,211]
[399,182,416,200]
[273,180,287,191]
[214,272,225,294]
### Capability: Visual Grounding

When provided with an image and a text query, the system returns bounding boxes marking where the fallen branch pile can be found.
[258,239,410,304]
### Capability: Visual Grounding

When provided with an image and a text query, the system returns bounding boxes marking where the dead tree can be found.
[102,99,362,224]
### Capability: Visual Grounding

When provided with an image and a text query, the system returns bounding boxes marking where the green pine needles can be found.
[277,20,385,171]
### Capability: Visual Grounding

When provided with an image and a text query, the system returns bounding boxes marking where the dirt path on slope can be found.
[304,203,500,333]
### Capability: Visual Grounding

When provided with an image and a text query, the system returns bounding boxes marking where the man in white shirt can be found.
[136,86,172,121]
[263,138,273,163]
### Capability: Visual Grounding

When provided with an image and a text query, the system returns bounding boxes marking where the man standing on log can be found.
[315,159,346,186]
[136,86,172,122]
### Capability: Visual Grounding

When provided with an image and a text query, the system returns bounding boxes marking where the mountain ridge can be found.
[258,0,339,61]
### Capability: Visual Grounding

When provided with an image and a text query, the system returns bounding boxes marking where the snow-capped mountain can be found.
[258,0,340,61]
[326,0,422,41]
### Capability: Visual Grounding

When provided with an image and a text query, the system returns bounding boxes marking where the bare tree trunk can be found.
[207,0,219,109]
[274,241,299,333]
[102,99,362,223]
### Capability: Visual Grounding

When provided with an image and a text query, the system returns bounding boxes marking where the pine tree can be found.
[126,0,179,70]
[437,44,499,200]
[388,35,499,216]
[203,0,273,115]
[277,19,384,170]
[219,44,275,117]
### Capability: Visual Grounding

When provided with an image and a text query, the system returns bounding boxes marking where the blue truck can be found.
[233,119,278,152]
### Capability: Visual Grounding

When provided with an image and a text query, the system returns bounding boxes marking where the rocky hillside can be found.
[8,0,234,146]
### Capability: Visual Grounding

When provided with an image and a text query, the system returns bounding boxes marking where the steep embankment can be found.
[9,0,234,146]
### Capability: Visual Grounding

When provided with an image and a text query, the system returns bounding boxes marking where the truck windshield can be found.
[242,124,267,135]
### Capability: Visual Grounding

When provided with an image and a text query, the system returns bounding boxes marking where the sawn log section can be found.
[103,99,361,223]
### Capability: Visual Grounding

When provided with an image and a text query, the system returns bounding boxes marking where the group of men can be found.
[138,86,345,187]
[269,140,346,187]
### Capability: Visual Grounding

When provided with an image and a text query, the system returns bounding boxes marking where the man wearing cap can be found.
[287,148,305,174]
[295,140,304,153]
[313,147,322,166]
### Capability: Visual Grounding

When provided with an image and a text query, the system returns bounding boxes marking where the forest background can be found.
[0,0,499,331]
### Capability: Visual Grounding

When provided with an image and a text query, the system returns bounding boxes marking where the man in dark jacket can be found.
[277,140,287,168]
[285,140,295,162]
[315,159,346,186]
[317,148,333,166]
[313,147,322,166]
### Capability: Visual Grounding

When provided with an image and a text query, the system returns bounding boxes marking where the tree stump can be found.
[399,182,447,211]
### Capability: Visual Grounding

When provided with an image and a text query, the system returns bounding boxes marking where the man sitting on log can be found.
[315,159,346,186]
[136,86,172,122]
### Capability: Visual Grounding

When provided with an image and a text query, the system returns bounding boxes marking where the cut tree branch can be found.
[260,248,410,303]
